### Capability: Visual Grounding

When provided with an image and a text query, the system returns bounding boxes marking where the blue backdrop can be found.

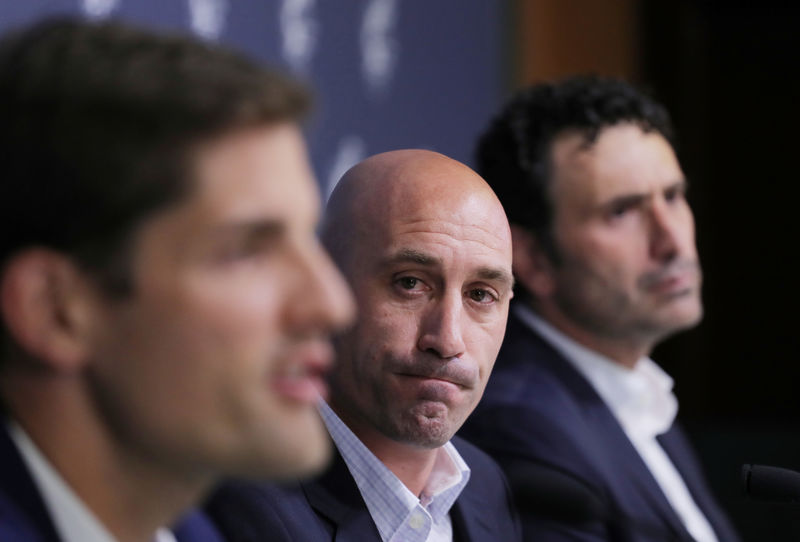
[0,0,505,196]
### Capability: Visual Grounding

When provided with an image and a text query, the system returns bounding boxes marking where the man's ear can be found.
[1,249,99,372]
[510,225,556,298]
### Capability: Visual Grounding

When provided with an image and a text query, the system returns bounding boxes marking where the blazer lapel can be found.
[658,425,741,542]
[521,323,693,540]
[0,422,61,542]
[449,486,495,542]
[302,450,382,542]
[579,400,692,540]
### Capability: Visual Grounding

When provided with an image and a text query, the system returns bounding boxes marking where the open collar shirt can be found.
[515,305,718,542]
[9,421,177,542]
[319,400,470,542]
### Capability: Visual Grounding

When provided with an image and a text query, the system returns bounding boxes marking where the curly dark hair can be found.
[475,75,675,260]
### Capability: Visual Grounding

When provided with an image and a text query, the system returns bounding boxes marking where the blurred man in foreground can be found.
[460,76,739,541]
[0,18,353,542]
[207,149,521,541]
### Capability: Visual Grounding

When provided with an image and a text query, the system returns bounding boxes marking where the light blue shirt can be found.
[319,400,470,542]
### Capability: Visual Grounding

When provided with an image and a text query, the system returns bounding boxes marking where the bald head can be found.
[323,149,510,274]
[321,149,513,453]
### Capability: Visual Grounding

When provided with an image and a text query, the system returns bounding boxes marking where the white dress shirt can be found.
[8,422,177,542]
[515,305,719,542]
[319,400,470,542]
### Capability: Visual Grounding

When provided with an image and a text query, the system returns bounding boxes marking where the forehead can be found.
[549,124,683,207]
[373,191,512,274]
[185,123,318,223]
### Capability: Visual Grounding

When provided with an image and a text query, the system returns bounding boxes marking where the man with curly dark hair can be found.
[460,76,739,541]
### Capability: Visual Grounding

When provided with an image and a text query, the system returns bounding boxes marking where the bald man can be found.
[206,150,522,542]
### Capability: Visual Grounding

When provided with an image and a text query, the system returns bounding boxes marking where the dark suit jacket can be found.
[458,309,740,542]
[206,436,521,541]
[0,420,224,542]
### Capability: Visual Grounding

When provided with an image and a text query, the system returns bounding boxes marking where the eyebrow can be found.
[384,248,439,267]
[209,219,286,240]
[383,248,515,290]
[602,179,688,208]
[476,266,515,290]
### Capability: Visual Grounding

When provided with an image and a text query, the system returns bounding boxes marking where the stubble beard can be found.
[373,392,455,449]
[550,259,704,347]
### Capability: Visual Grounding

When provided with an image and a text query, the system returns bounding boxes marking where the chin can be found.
[674,299,704,328]
[232,413,334,481]
[280,436,333,479]
[397,411,458,449]
[258,430,333,481]
[654,310,703,342]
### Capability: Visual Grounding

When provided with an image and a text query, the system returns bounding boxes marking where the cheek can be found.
[181,273,285,343]
[569,238,639,284]
[124,279,285,395]
[359,301,421,352]
[676,216,698,255]
[467,319,507,380]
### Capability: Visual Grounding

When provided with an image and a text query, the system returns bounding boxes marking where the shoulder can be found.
[172,508,226,542]
[205,480,323,542]
[450,437,522,540]
[451,436,516,511]
[451,436,507,482]
[462,338,597,469]
[0,425,60,542]
[0,491,54,542]
[460,315,610,489]
[483,312,590,408]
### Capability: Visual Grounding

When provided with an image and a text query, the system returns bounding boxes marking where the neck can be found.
[332,403,438,497]
[2,374,211,542]
[530,303,652,369]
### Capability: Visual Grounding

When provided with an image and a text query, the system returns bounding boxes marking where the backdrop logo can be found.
[280,0,318,75]
[325,135,367,201]
[81,0,119,19]
[188,0,229,40]
[361,0,398,97]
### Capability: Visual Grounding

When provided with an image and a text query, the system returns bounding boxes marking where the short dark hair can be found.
[475,75,675,260]
[0,17,310,292]
[0,17,311,355]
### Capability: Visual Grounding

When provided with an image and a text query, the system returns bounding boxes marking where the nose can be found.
[286,237,355,335]
[648,200,682,263]
[416,292,466,359]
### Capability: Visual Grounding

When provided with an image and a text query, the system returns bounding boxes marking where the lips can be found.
[392,359,477,389]
[648,273,691,294]
[639,261,700,296]
[271,340,334,403]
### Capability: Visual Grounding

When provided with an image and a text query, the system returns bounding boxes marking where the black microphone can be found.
[742,464,800,504]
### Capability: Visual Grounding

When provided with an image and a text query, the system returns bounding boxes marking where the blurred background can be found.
[1,1,798,539]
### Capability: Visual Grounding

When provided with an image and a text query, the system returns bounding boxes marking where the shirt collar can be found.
[8,421,118,542]
[8,422,178,542]
[318,400,470,541]
[514,304,678,437]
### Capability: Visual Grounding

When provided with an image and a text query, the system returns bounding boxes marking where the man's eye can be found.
[467,289,495,303]
[665,186,685,203]
[398,277,420,290]
[610,204,631,218]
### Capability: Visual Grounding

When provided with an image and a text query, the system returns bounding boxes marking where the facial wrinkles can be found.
[555,149,700,344]
[327,151,512,447]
